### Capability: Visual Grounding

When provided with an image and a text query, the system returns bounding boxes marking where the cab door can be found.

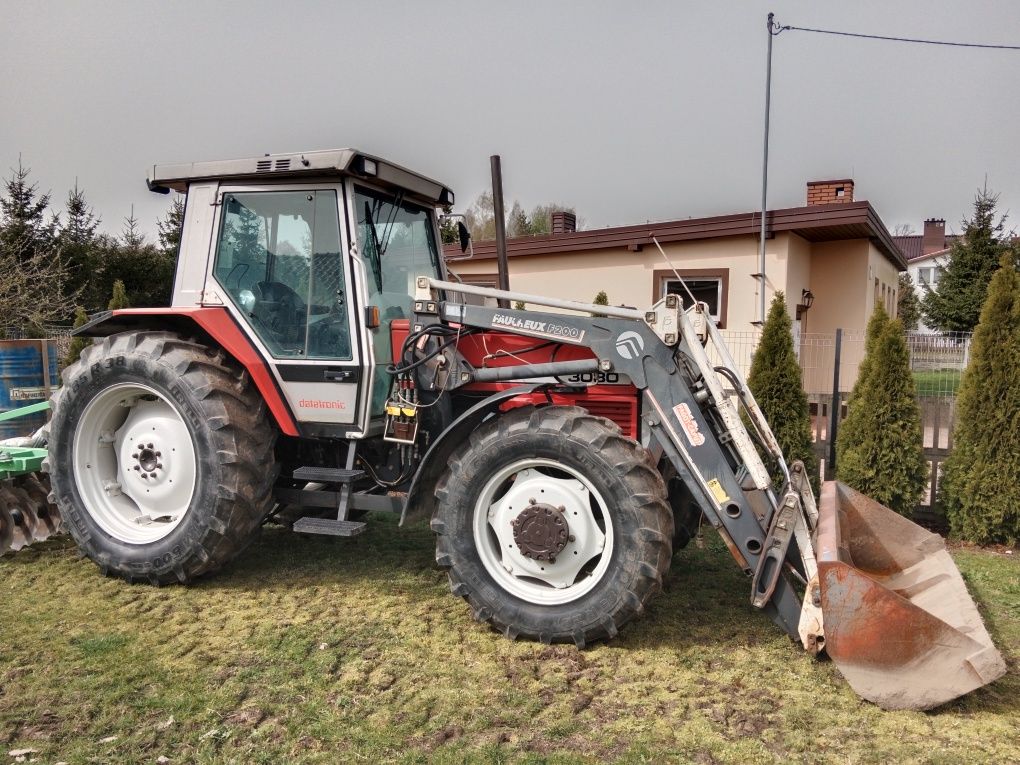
[206,185,369,437]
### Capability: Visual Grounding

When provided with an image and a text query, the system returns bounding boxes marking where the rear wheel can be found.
[48,331,277,584]
[433,406,673,646]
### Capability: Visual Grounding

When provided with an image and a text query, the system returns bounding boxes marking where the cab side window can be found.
[213,190,351,360]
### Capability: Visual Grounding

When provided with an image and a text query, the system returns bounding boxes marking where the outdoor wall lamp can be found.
[796,289,815,320]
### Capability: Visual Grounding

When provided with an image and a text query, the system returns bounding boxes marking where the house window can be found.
[919,266,941,286]
[453,273,499,306]
[653,268,728,327]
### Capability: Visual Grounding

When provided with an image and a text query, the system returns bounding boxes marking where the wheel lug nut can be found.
[568,535,575,542]
[528,498,536,505]
[146,443,153,449]
[131,453,139,459]
[155,451,161,457]
[141,474,149,480]
[133,466,140,471]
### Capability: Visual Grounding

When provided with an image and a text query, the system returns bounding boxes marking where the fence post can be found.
[827,328,842,479]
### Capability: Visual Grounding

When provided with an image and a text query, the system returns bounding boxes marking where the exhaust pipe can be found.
[816,482,1006,710]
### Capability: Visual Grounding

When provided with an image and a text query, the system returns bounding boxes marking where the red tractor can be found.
[44,149,1003,709]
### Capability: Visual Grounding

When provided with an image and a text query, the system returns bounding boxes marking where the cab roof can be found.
[147,148,454,206]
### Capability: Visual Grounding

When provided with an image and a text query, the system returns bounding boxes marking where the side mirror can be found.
[457,221,471,253]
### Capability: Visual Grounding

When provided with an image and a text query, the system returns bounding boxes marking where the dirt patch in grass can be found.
[1,518,1017,764]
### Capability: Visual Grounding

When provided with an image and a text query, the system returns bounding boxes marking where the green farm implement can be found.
[0,402,64,554]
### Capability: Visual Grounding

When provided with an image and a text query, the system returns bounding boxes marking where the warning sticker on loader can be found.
[707,478,730,505]
[673,402,706,447]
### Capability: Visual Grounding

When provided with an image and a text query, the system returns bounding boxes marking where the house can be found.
[894,219,961,333]
[446,179,906,341]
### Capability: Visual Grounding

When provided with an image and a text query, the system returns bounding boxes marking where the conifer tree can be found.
[897,272,921,330]
[941,256,1020,543]
[121,206,145,249]
[837,305,890,456]
[922,187,1012,332]
[157,195,186,257]
[0,158,54,259]
[108,279,130,310]
[57,181,101,299]
[64,306,91,367]
[836,318,926,515]
[747,293,817,491]
[592,290,609,318]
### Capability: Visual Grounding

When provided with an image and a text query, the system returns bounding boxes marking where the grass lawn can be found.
[1,518,1017,764]
[912,369,963,397]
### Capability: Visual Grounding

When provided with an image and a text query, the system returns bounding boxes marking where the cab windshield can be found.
[353,185,442,416]
[354,185,442,313]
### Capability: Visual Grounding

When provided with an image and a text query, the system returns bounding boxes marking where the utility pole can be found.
[757,12,781,326]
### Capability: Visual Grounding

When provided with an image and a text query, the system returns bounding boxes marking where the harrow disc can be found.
[0,475,64,556]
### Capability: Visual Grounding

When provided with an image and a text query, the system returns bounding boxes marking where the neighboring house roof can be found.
[449,200,907,270]
[893,234,962,262]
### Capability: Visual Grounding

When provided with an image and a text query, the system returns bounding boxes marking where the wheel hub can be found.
[511,502,570,562]
[132,443,163,479]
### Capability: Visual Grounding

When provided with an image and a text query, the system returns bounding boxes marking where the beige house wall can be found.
[868,242,901,320]
[805,240,870,335]
[451,233,797,330]
[784,233,813,323]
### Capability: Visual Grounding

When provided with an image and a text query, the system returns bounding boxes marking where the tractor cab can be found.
[148,149,453,436]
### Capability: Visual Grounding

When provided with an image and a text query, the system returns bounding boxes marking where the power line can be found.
[777,23,1020,51]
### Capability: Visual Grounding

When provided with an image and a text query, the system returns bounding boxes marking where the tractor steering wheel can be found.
[251,281,306,351]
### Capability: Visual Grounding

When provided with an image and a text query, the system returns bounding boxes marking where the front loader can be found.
[40,148,1004,710]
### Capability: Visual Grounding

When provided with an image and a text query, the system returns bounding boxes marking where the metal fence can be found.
[716,327,972,525]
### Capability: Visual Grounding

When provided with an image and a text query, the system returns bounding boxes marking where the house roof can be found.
[893,234,962,262]
[448,200,907,270]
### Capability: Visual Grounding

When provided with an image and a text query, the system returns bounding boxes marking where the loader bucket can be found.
[816,481,1006,710]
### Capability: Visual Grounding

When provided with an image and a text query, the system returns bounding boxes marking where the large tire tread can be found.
[48,330,277,584]
[432,405,672,648]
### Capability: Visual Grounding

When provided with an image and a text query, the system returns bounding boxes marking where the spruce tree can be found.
[747,293,817,492]
[941,256,1020,543]
[836,319,926,515]
[0,158,54,259]
[922,187,1011,332]
[156,195,185,257]
[108,279,130,310]
[57,181,101,300]
[897,272,921,331]
[64,306,91,367]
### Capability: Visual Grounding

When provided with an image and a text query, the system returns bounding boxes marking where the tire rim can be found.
[72,383,197,544]
[473,457,615,605]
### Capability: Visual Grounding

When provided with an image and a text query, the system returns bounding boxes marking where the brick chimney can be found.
[551,211,577,234]
[806,179,855,206]
[922,218,946,255]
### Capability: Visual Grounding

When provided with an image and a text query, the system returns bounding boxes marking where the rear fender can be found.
[400,384,544,527]
[76,307,299,436]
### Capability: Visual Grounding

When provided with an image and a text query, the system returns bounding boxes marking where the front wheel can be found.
[433,406,673,647]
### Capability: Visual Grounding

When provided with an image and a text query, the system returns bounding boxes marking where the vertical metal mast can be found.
[490,155,511,309]
[758,12,777,325]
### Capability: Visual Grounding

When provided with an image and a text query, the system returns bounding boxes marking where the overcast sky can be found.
[2,1,1019,241]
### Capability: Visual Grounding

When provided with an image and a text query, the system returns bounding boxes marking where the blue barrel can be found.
[0,340,59,440]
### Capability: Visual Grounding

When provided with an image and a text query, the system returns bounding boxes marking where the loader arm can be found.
[410,277,816,643]
[409,276,1005,710]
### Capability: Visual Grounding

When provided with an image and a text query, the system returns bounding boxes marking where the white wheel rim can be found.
[72,383,197,544]
[473,457,615,606]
